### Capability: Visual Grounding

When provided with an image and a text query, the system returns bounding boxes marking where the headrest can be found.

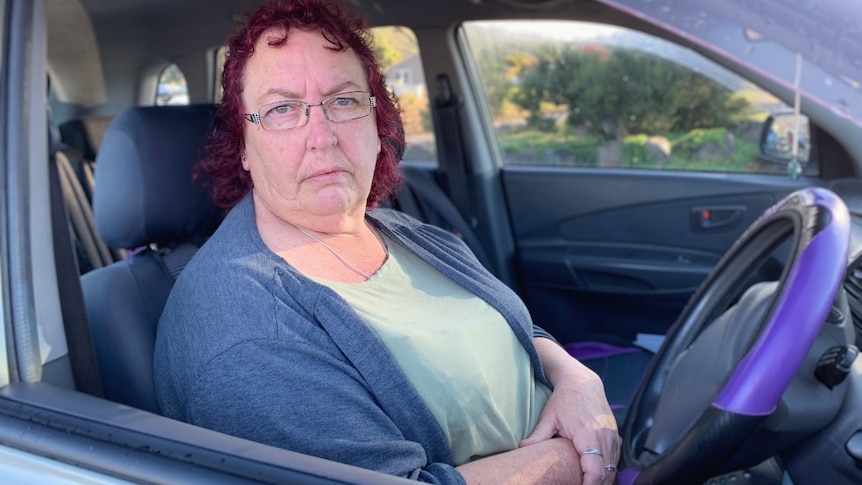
[93,105,223,249]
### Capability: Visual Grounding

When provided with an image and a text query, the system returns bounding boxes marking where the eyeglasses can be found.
[244,91,377,131]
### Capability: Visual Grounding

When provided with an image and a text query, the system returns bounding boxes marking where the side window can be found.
[461,21,815,176]
[370,26,436,163]
[155,63,189,106]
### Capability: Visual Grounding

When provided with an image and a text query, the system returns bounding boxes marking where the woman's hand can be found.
[520,338,620,485]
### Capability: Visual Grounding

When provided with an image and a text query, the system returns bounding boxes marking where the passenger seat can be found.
[389,164,492,270]
[81,105,222,413]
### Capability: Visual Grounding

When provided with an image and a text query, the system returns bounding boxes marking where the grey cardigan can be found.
[154,194,553,484]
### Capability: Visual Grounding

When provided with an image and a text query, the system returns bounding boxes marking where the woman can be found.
[154,1,620,483]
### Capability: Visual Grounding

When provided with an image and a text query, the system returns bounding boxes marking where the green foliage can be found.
[621,134,651,167]
[372,42,400,70]
[498,130,600,166]
[396,92,431,136]
[370,26,419,70]
[672,128,729,152]
[513,47,753,141]
[471,46,531,119]
[497,127,766,173]
[525,112,556,132]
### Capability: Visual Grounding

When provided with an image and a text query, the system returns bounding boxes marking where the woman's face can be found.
[241,28,380,224]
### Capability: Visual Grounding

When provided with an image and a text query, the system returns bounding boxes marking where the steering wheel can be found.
[619,187,850,484]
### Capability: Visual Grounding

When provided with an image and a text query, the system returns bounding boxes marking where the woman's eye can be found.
[332,97,357,108]
[271,104,295,115]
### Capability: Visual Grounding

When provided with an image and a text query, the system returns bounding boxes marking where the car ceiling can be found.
[49,0,610,108]
[48,0,862,138]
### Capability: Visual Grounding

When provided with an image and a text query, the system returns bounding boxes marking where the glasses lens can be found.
[256,92,374,130]
[324,92,372,122]
[261,101,306,130]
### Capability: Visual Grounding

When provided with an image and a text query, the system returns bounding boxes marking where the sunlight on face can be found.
[241,28,380,225]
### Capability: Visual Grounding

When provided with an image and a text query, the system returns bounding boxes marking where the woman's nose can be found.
[305,104,337,149]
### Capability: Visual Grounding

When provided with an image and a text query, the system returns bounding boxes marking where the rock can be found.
[645,136,671,164]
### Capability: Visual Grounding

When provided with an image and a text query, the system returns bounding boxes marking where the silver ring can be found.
[582,448,603,456]
[605,464,618,473]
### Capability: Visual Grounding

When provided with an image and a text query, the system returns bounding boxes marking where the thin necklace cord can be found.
[295,222,387,280]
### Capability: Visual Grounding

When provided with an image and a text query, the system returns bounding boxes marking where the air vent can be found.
[846,265,862,300]
[843,255,862,341]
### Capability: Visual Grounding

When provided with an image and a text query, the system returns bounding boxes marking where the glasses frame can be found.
[244,90,377,131]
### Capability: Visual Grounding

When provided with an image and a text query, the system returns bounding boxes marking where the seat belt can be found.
[389,179,423,219]
[433,74,473,225]
[153,242,201,280]
[49,148,105,398]
[400,166,492,270]
[56,149,115,271]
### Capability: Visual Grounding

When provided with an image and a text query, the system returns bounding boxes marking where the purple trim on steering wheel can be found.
[713,188,850,415]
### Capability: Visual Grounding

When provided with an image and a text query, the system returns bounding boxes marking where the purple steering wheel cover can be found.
[713,187,850,415]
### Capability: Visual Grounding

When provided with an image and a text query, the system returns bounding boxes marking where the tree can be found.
[514,46,752,140]
[370,26,419,70]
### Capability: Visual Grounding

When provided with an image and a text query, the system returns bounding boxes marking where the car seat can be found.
[80,105,222,413]
[387,164,493,270]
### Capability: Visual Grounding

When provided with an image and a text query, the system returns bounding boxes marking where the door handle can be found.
[690,205,746,231]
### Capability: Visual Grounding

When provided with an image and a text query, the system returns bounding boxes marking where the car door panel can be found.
[0,383,413,485]
[502,167,811,344]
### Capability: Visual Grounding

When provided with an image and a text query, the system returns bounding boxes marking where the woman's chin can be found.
[307,188,364,217]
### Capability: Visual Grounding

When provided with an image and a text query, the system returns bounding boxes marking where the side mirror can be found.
[759,112,811,166]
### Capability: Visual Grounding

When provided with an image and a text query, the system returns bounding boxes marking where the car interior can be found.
[1,0,861,483]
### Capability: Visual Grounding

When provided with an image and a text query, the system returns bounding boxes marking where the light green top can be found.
[317,235,551,465]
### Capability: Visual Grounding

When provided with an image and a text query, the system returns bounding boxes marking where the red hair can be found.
[197,0,404,209]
